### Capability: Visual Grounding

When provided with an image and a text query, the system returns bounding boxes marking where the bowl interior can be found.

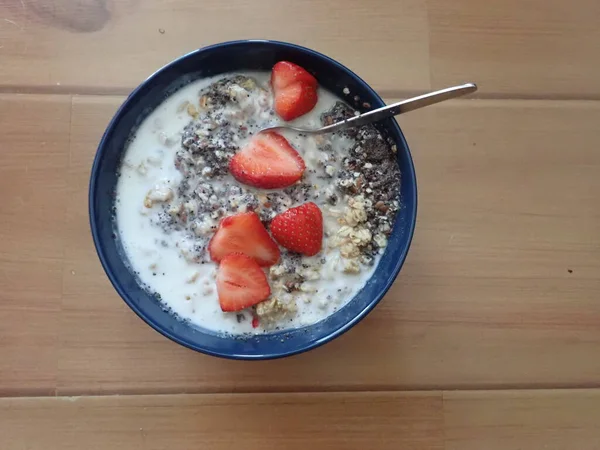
[90,40,417,359]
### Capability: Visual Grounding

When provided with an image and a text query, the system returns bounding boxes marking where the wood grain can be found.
[428,0,600,99]
[444,389,600,450]
[2,390,599,450]
[0,0,430,94]
[0,94,71,396]
[1,0,599,444]
[49,96,600,394]
[2,1,600,98]
[0,392,444,450]
[1,96,599,396]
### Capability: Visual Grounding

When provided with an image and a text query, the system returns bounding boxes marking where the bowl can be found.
[89,40,417,360]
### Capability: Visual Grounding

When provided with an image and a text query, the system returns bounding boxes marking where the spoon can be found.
[261,83,477,135]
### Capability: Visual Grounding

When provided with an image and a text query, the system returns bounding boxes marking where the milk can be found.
[115,72,381,334]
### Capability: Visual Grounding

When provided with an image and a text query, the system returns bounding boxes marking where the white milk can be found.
[116,72,383,335]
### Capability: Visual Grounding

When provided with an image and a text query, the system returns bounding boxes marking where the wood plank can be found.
[428,0,600,98]
[444,389,600,450]
[2,390,600,449]
[3,1,600,98]
[0,392,443,450]
[55,95,600,394]
[0,0,429,94]
[0,94,71,396]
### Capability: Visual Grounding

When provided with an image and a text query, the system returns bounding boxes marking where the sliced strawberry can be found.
[229,132,305,189]
[208,212,280,266]
[270,202,323,256]
[274,82,318,121]
[271,61,317,92]
[216,253,271,312]
[271,61,319,121]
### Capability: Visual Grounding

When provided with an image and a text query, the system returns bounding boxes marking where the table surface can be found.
[1,0,600,448]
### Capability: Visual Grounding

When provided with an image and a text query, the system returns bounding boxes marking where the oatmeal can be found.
[116,64,400,335]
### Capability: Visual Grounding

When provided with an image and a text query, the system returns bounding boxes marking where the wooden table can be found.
[1,0,599,448]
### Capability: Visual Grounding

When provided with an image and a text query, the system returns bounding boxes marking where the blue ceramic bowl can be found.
[89,40,417,360]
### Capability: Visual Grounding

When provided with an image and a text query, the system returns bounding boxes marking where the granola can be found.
[116,71,401,334]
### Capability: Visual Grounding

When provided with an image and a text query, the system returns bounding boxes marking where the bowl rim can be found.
[89,39,418,360]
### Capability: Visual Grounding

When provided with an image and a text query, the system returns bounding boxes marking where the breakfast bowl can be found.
[89,40,417,360]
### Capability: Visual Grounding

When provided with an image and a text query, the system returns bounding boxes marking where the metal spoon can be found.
[261,83,477,135]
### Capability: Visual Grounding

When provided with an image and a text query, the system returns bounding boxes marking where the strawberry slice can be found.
[229,132,305,189]
[271,61,317,91]
[216,253,271,312]
[274,82,318,121]
[270,202,323,256]
[271,61,319,121]
[208,212,280,266]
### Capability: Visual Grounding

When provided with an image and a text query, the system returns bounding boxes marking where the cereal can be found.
[136,162,148,175]
[186,272,200,284]
[144,185,173,207]
[186,103,198,118]
[116,71,401,334]
[342,259,361,274]
[255,297,297,326]
[374,233,388,249]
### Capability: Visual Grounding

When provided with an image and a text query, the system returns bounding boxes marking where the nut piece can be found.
[374,201,389,213]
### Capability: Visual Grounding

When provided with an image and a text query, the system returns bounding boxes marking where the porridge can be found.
[115,61,401,334]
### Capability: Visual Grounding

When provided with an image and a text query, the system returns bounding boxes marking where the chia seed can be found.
[120,73,402,333]
[321,101,401,256]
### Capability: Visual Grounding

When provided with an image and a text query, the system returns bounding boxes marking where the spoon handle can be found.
[323,83,477,133]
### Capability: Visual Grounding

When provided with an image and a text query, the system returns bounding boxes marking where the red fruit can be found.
[274,82,318,121]
[271,61,319,121]
[229,132,305,189]
[208,212,280,266]
[270,202,323,256]
[271,61,317,91]
[216,253,271,312]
